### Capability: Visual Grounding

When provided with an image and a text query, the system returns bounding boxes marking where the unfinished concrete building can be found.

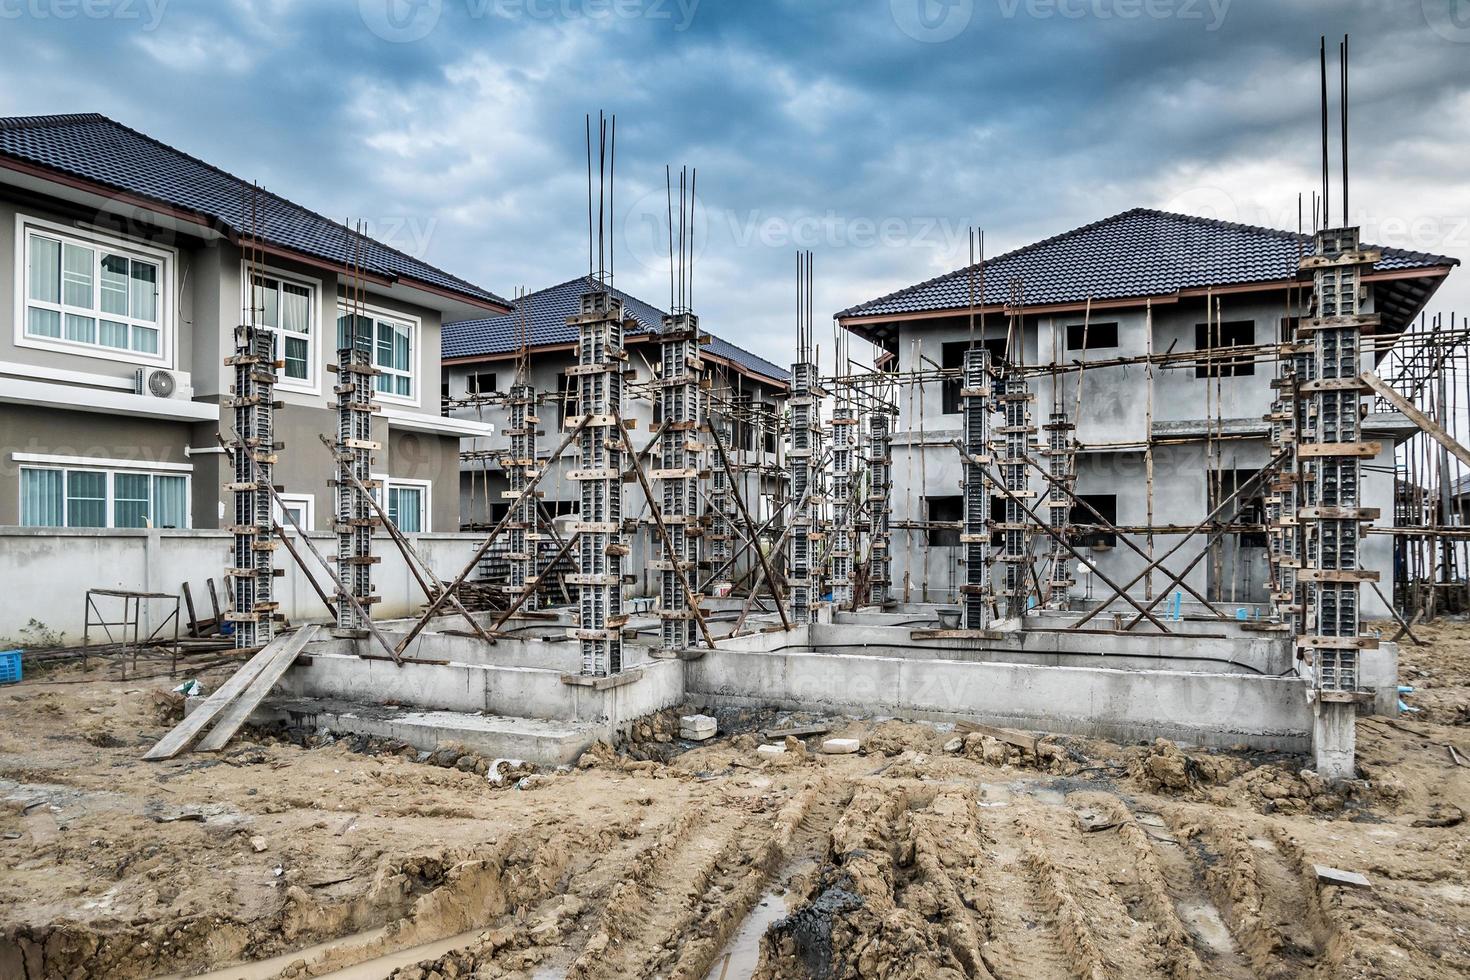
[836,208,1456,614]
[441,277,790,600]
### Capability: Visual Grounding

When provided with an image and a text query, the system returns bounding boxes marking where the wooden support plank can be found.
[954,721,1039,754]
[194,625,322,753]
[181,582,200,637]
[206,578,224,628]
[142,627,314,761]
[1361,370,1470,470]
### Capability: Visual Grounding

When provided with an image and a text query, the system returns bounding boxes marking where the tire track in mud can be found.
[969,797,1085,980]
[655,777,849,980]
[1172,810,1329,980]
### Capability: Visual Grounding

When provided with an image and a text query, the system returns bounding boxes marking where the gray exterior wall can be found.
[883,288,1400,617]
[0,179,481,534]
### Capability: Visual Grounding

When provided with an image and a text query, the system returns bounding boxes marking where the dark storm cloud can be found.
[1,0,1465,369]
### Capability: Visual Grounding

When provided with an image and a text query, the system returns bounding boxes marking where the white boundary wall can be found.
[0,528,484,645]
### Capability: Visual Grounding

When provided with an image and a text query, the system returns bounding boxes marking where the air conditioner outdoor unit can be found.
[134,367,178,399]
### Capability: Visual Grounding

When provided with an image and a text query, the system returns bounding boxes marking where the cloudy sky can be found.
[2,0,1467,368]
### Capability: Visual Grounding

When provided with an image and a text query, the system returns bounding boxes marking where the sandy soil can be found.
[0,621,1467,980]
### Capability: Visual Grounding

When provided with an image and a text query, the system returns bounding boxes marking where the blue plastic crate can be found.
[0,650,20,685]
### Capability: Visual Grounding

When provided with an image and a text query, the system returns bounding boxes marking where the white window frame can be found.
[338,301,421,407]
[14,214,177,369]
[17,463,192,529]
[242,264,322,395]
[372,473,431,533]
[273,493,315,533]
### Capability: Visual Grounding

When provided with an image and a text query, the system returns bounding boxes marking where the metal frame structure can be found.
[653,309,706,650]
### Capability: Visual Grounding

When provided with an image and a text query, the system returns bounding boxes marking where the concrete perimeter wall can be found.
[687,629,1314,751]
[0,528,485,645]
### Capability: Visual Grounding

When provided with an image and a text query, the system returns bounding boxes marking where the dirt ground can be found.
[1,621,1468,980]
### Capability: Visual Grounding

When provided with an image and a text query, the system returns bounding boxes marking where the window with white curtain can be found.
[388,484,425,533]
[20,467,190,528]
[251,272,315,385]
[372,475,430,533]
[22,219,168,361]
[338,309,415,400]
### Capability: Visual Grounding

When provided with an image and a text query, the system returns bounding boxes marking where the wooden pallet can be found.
[142,625,320,761]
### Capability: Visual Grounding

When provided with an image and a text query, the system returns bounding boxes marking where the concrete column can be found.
[1311,698,1356,780]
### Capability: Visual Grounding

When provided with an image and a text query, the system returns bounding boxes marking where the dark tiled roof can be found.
[443,276,790,384]
[0,113,508,310]
[838,208,1458,320]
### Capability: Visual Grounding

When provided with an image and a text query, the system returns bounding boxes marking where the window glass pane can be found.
[338,313,372,352]
[101,254,130,316]
[284,335,308,380]
[132,325,160,355]
[376,373,391,395]
[20,469,64,527]
[64,314,96,344]
[114,473,151,528]
[253,276,279,328]
[65,471,107,528]
[153,476,188,528]
[27,307,61,338]
[390,487,423,533]
[62,242,95,309]
[376,320,393,369]
[130,260,158,322]
[396,375,411,396]
[393,324,410,371]
[28,234,60,303]
[100,320,130,348]
[281,283,310,335]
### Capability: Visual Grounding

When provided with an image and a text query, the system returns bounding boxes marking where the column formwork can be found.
[226,322,277,649]
[568,289,628,675]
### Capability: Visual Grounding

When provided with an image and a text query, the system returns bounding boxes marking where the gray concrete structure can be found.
[841,235,1449,619]
[0,119,505,538]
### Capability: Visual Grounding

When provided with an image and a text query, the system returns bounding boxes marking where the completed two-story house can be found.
[0,113,507,536]
[442,276,790,596]
[838,208,1457,616]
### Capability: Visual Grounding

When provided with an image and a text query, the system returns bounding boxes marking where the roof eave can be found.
[0,152,510,316]
[837,266,1457,332]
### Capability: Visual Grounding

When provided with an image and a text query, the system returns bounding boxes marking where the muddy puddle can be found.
[704,858,817,980]
[161,925,494,980]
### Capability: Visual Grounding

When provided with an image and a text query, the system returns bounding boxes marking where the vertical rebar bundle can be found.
[1297,224,1377,692]
[331,314,377,633]
[830,326,856,610]
[504,297,540,611]
[1043,408,1076,608]
[960,346,992,629]
[997,285,1034,620]
[654,310,705,650]
[787,252,825,624]
[866,408,894,607]
[707,378,734,579]
[227,319,277,649]
[568,287,627,675]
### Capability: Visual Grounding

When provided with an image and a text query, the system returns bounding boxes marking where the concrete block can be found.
[821,738,860,754]
[679,714,717,741]
[756,743,785,758]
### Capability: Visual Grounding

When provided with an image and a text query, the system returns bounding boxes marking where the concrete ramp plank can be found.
[194,625,321,753]
[142,627,315,761]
